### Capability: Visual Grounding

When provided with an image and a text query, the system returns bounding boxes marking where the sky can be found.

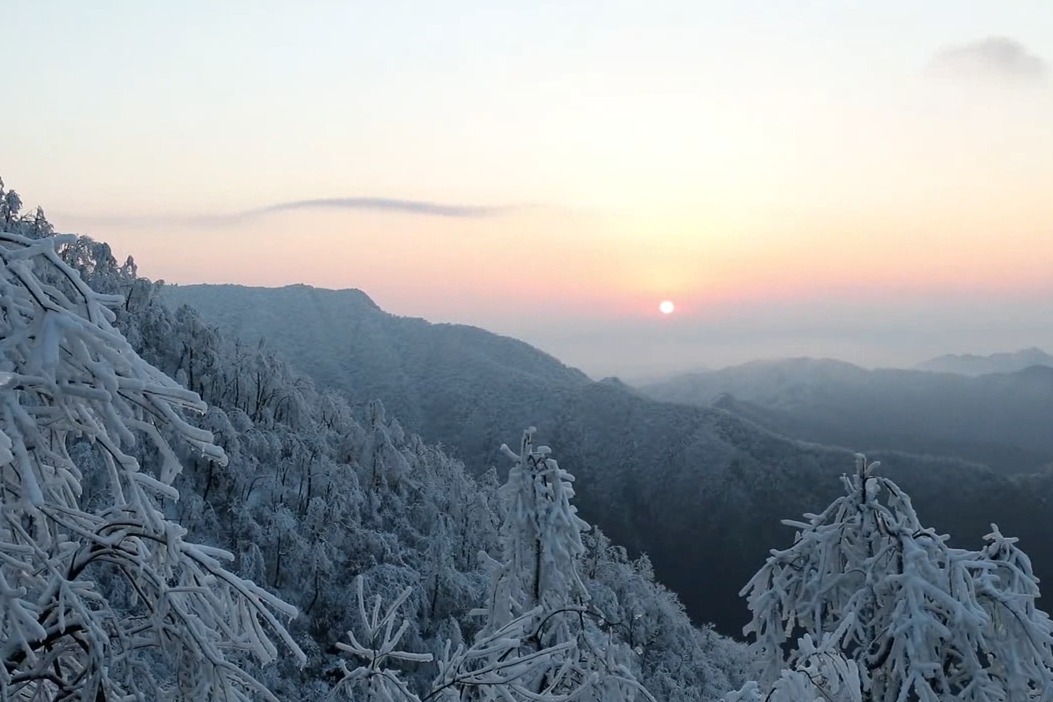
[4,1,1053,378]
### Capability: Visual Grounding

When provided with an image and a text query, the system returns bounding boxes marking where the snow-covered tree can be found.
[725,628,861,702]
[466,428,651,701]
[483,428,589,627]
[332,576,595,702]
[0,231,304,699]
[738,454,1053,701]
[333,429,654,701]
[331,578,434,702]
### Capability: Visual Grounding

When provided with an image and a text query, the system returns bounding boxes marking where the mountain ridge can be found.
[916,347,1053,375]
[641,357,1053,474]
[160,282,1053,638]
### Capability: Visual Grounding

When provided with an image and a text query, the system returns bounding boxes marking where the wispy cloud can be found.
[61,197,534,228]
[929,37,1049,85]
[247,197,524,219]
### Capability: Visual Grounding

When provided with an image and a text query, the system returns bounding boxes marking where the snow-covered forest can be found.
[5,179,1053,701]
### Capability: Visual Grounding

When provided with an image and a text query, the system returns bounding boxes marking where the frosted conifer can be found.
[736,455,1053,701]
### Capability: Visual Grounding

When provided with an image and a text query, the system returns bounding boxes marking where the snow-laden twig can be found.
[0,232,304,700]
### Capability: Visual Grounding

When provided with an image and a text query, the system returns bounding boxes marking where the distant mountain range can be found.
[163,284,1053,637]
[640,357,1053,475]
[915,347,1053,375]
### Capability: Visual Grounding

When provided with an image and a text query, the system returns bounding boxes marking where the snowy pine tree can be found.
[483,427,589,629]
[467,428,650,701]
[735,454,1053,702]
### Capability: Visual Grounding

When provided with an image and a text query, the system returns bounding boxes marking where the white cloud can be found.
[929,37,1048,85]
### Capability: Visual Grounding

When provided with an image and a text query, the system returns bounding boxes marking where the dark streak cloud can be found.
[929,37,1049,84]
[60,197,533,229]
[246,197,523,219]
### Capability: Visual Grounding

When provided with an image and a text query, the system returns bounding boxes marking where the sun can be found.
[659,300,675,315]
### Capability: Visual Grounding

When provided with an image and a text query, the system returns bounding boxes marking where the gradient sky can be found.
[5,2,1053,378]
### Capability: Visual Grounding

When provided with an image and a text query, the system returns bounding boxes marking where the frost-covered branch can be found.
[0,232,304,700]
[332,429,655,702]
[736,454,1053,702]
[331,577,434,701]
[334,584,649,702]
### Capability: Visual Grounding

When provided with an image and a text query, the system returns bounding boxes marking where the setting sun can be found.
[659,300,675,315]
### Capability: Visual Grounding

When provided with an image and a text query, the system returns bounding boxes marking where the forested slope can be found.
[166,283,591,442]
[163,284,1053,638]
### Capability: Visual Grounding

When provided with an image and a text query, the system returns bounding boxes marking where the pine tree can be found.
[483,427,589,629]
[462,428,650,701]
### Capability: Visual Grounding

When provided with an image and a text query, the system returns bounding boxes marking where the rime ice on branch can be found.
[0,231,304,700]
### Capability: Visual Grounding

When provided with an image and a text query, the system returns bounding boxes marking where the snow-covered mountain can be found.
[25,237,747,700]
[163,283,591,451]
[0,180,758,700]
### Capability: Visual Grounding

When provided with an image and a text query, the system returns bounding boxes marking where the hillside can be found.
[0,180,752,700]
[161,285,1053,637]
[164,284,591,456]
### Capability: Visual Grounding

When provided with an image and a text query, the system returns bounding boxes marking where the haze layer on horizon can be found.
[5,2,1053,378]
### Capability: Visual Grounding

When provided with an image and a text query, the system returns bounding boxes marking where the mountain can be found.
[161,285,1053,639]
[164,284,591,455]
[640,357,1053,475]
[916,347,1053,375]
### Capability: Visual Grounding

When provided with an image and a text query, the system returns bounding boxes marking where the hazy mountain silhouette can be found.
[641,357,1053,474]
[916,347,1053,375]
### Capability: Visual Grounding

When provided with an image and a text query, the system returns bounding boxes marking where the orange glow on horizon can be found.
[62,186,1053,330]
